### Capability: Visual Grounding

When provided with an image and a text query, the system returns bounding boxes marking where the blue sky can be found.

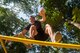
[0,0,41,20]
[9,2,29,20]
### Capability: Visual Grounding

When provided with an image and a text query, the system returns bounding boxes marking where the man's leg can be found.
[29,25,38,39]
[45,24,55,42]
[45,24,62,42]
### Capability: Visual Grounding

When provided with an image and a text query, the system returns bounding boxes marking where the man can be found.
[16,8,62,42]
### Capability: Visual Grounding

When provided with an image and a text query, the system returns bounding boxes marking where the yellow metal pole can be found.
[0,39,7,53]
[0,35,80,49]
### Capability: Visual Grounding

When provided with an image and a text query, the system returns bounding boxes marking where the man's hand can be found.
[39,7,46,23]
[39,7,45,17]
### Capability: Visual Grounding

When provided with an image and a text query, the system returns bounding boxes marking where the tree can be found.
[0,6,29,53]
[0,0,39,15]
[0,0,80,53]
[40,0,80,52]
[0,7,21,35]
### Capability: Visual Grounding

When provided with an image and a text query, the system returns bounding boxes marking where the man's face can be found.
[30,17,35,24]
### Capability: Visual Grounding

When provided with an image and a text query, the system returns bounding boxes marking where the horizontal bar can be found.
[0,35,80,49]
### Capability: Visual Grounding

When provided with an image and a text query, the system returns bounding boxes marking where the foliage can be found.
[0,7,29,53]
[0,0,80,53]
[0,7,21,35]
[40,0,67,31]
[1,0,39,15]
[72,7,80,22]
[41,0,80,52]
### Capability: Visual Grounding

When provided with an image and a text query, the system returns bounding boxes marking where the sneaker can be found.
[54,31,62,42]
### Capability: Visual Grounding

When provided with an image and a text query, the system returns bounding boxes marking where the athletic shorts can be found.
[34,33,49,41]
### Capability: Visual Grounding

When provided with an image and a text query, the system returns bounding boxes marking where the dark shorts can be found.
[34,33,49,41]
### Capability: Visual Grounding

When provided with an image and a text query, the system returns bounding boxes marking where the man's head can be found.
[30,16,35,24]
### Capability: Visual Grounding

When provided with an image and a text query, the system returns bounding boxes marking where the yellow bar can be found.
[0,35,80,49]
[0,39,7,53]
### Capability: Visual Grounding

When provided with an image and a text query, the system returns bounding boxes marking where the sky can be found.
[9,2,29,20]
[0,0,41,20]
[18,12,28,19]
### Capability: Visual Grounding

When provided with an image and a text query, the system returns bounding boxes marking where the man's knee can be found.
[29,25,37,33]
[45,24,51,34]
[30,25,36,29]
[45,24,51,28]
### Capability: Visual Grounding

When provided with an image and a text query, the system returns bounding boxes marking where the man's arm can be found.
[15,24,31,38]
[39,8,46,23]
[22,29,28,35]
[15,29,28,38]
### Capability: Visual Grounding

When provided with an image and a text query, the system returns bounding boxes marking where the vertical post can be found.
[0,39,7,53]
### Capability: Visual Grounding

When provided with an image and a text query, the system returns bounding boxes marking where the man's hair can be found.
[30,16,35,19]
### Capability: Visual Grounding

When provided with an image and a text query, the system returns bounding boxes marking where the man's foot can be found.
[54,31,62,42]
